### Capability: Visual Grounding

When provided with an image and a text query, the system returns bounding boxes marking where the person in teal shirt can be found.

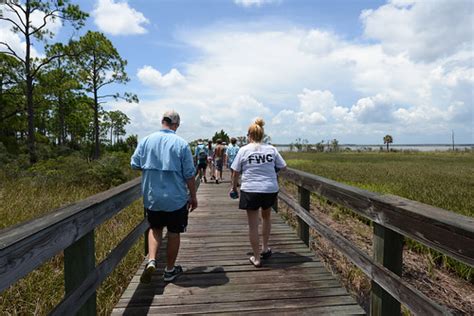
[194,140,208,182]
[131,110,197,283]
[226,137,240,169]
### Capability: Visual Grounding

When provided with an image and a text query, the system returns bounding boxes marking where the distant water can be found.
[274,144,474,152]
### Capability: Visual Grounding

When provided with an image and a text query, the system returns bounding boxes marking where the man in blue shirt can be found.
[131,110,197,283]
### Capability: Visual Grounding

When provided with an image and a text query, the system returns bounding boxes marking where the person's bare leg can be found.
[166,232,181,270]
[148,227,163,260]
[246,209,261,266]
[261,208,272,252]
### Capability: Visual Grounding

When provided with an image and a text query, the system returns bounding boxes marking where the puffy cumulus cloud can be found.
[298,89,337,113]
[350,94,397,123]
[92,0,149,36]
[0,5,62,59]
[361,0,473,62]
[234,0,279,8]
[298,111,327,124]
[273,89,335,127]
[131,8,472,143]
[299,30,341,56]
[137,66,185,88]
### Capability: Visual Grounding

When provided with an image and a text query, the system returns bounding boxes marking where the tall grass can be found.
[0,152,144,315]
[282,151,474,280]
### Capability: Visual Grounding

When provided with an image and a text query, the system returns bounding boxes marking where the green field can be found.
[282,150,474,280]
[282,151,474,217]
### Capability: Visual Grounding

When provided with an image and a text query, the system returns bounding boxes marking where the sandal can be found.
[249,256,262,268]
[260,248,272,260]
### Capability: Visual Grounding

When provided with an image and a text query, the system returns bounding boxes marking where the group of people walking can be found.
[131,110,286,283]
[194,137,240,184]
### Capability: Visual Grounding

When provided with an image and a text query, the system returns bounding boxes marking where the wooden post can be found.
[371,223,403,316]
[64,231,96,316]
[297,186,310,246]
[273,196,278,213]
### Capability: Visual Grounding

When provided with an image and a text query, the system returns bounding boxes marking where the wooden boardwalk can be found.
[112,172,365,315]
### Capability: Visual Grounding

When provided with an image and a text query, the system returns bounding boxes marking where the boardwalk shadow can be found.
[173,266,230,288]
[122,266,229,315]
[245,250,314,268]
[122,274,167,316]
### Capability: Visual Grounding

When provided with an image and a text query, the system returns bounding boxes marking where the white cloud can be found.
[350,94,396,123]
[92,0,149,36]
[361,0,473,62]
[298,89,337,113]
[234,0,279,8]
[137,66,185,88]
[0,5,62,59]
[299,30,341,56]
[129,2,472,144]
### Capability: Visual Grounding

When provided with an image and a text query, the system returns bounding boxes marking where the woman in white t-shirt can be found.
[230,118,287,268]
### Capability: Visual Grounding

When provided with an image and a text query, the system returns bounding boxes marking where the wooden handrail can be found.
[0,177,142,292]
[278,190,450,315]
[0,172,201,315]
[282,168,474,267]
[278,167,473,316]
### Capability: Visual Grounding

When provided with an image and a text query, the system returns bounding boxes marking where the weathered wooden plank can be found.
[0,177,142,292]
[127,265,335,283]
[282,168,474,267]
[208,304,366,316]
[118,287,350,307]
[112,295,360,314]
[121,279,343,299]
[279,190,452,316]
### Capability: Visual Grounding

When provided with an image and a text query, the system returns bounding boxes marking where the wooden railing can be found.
[0,175,201,315]
[276,168,474,316]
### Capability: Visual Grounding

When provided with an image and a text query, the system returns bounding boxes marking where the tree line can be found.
[0,0,138,164]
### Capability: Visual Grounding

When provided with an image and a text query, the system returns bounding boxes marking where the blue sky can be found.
[1,0,473,144]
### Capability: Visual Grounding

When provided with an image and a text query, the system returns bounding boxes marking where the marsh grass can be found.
[282,151,473,217]
[281,151,474,280]
[0,153,144,315]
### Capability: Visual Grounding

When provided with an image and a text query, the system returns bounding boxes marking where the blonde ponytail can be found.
[248,118,265,142]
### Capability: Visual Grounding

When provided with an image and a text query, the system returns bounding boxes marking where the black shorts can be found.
[146,204,189,233]
[239,191,278,210]
[197,162,207,170]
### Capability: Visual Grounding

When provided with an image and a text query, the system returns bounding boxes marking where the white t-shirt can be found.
[231,143,287,193]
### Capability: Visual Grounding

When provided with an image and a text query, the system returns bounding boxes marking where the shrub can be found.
[87,152,133,189]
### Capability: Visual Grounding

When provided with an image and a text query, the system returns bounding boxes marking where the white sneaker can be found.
[140,259,156,283]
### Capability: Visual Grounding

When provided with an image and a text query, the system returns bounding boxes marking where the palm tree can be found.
[383,135,393,151]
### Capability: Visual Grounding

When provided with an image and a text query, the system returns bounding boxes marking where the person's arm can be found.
[231,171,239,192]
[186,177,198,211]
[130,141,143,170]
[183,144,198,211]
[274,149,287,173]
[230,149,243,192]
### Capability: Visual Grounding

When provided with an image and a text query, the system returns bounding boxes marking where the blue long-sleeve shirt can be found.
[131,129,196,212]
